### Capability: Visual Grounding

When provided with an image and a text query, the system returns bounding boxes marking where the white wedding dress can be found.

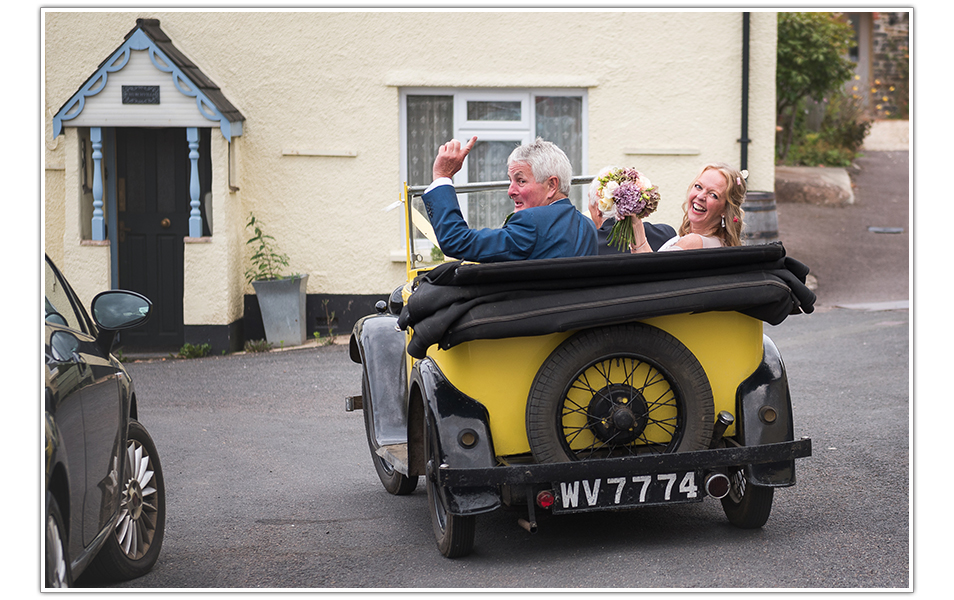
[658,234,724,251]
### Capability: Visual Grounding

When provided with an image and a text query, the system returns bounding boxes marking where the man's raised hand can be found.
[432,136,478,181]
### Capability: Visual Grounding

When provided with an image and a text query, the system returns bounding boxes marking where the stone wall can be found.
[869,12,909,119]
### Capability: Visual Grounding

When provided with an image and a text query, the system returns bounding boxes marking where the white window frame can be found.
[400,87,588,188]
[398,88,587,260]
[456,91,530,131]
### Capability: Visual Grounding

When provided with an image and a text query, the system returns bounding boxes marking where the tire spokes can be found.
[116,439,158,560]
[47,513,69,587]
[561,356,679,458]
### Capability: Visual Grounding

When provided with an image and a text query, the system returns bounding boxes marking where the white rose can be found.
[604,180,620,196]
[638,175,652,190]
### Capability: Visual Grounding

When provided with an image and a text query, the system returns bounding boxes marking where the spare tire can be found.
[526,323,714,462]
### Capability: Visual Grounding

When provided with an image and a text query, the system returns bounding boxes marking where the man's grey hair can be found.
[507,138,573,196]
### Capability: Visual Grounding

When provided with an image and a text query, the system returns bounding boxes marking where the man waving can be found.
[422,137,597,262]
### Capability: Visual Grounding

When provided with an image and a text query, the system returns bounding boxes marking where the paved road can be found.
[86,301,910,590]
[775,151,909,308]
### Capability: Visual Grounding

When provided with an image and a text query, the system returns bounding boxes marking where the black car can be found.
[44,255,165,587]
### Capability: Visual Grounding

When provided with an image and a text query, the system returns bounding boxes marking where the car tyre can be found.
[45,494,72,588]
[86,420,165,582]
[362,372,418,495]
[721,466,774,528]
[527,323,715,462]
[425,413,476,558]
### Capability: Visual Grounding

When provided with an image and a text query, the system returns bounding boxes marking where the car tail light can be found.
[536,490,555,509]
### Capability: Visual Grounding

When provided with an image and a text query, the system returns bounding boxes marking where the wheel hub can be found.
[125,478,144,521]
[588,384,649,444]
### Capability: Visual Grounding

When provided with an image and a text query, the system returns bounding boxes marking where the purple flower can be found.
[613,182,644,217]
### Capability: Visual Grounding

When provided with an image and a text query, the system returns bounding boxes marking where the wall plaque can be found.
[122,85,160,104]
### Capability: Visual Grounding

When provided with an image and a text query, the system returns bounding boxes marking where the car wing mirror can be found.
[91,291,152,331]
[91,291,152,355]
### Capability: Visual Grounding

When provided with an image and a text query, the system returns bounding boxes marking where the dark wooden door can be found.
[115,127,209,351]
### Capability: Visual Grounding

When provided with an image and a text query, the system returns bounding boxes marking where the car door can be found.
[45,258,125,548]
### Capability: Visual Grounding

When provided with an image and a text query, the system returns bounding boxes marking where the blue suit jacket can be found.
[421,184,597,262]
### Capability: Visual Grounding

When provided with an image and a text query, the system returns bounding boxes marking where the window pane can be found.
[406,95,454,186]
[467,140,520,229]
[467,100,522,122]
[535,96,584,209]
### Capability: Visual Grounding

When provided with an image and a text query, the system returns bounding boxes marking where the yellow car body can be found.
[424,311,763,457]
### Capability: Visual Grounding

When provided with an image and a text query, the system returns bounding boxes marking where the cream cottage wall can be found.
[44,10,777,353]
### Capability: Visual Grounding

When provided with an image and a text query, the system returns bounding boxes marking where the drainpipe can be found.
[739,12,751,170]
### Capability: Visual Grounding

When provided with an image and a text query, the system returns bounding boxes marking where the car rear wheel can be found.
[362,372,418,495]
[527,323,715,462]
[86,420,166,581]
[425,413,476,558]
[45,494,71,588]
[721,466,774,528]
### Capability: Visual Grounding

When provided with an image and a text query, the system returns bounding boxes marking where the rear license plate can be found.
[552,471,702,513]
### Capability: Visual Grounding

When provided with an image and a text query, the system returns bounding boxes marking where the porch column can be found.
[188,127,202,238]
[91,127,106,240]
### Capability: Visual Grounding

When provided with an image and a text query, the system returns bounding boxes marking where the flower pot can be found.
[251,275,309,347]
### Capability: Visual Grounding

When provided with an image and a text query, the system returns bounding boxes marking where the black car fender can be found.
[411,358,501,516]
[349,313,410,449]
[45,410,71,519]
[734,335,797,486]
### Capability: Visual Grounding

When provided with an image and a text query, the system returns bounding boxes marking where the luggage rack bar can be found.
[406,175,596,198]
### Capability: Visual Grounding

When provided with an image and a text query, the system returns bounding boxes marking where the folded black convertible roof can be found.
[398,243,815,359]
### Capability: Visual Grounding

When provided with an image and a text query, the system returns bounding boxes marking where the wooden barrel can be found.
[741,191,779,245]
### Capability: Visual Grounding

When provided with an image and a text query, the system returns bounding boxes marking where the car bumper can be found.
[437,438,812,488]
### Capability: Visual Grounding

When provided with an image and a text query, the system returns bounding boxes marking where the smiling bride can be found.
[629,163,747,252]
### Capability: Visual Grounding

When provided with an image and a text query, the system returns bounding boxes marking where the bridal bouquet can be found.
[595,167,661,251]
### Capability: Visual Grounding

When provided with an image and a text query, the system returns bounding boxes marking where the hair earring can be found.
[721,215,726,228]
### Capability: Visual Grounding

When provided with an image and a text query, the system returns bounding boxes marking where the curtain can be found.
[535,96,584,210]
[467,140,521,228]
[406,95,454,186]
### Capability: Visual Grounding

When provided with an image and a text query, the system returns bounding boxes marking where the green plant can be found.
[244,338,273,353]
[776,12,856,161]
[312,299,337,346]
[172,342,211,359]
[820,91,871,151]
[785,134,855,168]
[245,213,291,283]
[313,331,334,346]
[781,90,871,167]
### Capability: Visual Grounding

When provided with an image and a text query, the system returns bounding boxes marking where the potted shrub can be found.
[245,213,309,347]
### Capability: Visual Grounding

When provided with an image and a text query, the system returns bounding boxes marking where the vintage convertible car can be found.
[349,180,814,558]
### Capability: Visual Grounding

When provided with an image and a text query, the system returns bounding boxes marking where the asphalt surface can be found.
[100,314,909,590]
[774,151,910,309]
